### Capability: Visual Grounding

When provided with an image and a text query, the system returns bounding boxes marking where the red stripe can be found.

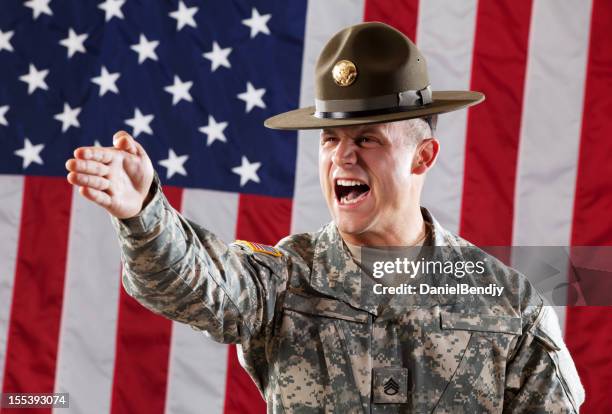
[110,186,183,414]
[460,0,533,249]
[566,0,612,411]
[223,194,292,414]
[363,0,419,42]
[1,177,72,411]
[234,194,292,246]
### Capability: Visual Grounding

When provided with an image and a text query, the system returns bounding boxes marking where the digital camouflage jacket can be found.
[111,176,584,413]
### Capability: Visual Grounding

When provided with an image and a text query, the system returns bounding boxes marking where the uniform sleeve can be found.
[110,173,289,344]
[503,305,585,413]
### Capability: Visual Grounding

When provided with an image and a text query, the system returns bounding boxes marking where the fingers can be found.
[67,172,111,191]
[72,131,140,165]
[79,186,112,208]
[65,158,110,176]
[74,146,115,163]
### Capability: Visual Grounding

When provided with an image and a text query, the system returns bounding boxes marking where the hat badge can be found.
[332,59,357,87]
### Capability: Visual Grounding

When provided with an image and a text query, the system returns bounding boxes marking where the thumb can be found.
[130,138,148,158]
[112,130,138,155]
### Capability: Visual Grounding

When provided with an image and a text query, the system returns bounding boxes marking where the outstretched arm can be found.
[65,132,288,344]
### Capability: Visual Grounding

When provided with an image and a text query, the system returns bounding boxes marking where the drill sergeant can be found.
[66,22,584,413]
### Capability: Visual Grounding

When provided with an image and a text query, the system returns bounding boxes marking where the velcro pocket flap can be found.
[282,291,368,323]
[440,310,522,335]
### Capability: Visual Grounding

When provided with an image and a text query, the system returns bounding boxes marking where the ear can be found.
[412,138,439,174]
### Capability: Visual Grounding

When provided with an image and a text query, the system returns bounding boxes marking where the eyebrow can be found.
[321,126,382,135]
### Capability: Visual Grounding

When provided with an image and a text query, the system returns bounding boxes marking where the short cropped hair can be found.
[405,115,437,146]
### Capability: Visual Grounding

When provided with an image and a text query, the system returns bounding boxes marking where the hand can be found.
[65,131,155,219]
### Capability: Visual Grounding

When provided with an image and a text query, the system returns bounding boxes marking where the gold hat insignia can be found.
[332,60,357,87]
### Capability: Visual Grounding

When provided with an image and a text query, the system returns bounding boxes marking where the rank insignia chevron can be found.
[383,377,400,396]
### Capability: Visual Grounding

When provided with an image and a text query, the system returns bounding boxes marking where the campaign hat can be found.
[264,22,484,130]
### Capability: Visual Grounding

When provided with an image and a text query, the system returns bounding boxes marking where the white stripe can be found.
[164,188,238,414]
[182,188,239,244]
[0,175,24,390]
[290,0,365,234]
[53,189,122,414]
[512,0,593,331]
[416,0,478,234]
[165,324,229,414]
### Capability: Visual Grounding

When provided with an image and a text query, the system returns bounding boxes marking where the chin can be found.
[333,215,370,238]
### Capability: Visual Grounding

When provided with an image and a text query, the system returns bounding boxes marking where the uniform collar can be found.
[310,220,378,314]
[309,207,456,315]
[421,206,453,247]
[421,207,467,264]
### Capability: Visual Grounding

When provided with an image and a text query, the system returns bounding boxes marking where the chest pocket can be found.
[275,291,372,413]
[431,310,522,413]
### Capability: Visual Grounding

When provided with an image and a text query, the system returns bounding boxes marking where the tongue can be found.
[345,188,364,201]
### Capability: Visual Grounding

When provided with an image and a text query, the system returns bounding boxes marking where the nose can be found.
[332,139,357,167]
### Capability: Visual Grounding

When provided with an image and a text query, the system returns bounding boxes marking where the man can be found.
[65,22,584,413]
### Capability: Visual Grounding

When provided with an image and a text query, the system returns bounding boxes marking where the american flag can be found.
[0,0,610,413]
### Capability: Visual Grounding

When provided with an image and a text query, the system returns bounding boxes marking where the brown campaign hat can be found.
[264,22,484,130]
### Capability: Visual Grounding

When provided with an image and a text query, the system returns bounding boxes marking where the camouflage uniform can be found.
[111,175,584,413]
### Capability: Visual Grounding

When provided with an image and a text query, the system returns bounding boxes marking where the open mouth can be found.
[334,179,371,205]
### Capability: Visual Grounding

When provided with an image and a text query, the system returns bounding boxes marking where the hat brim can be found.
[264,91,484,130]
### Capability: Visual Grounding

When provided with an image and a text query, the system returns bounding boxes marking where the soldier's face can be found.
[319,120,428,243]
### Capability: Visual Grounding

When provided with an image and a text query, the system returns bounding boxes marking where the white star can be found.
[237,82,266,113]
[169,1,198,31]
[242,8,271,38]
[59,28,88,58]
[158,149,188,179]
[203,41,232,72]
[91,66,120,96]
[19,64,49,94]
[199,115,228,146]
[130,34,159,64]
[14,138,44,169]
[24,0,53,20]
[93,140,103,147]
[125,108,154,137]
[98,0,125,22]
[0,105,8,126]
[164,75,193,105]
[232,156,261,187]
[0,30,14,53]
[54,103,81,133]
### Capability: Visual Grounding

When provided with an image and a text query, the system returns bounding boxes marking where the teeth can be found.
[341,195,361,204]
[337,179,364,186]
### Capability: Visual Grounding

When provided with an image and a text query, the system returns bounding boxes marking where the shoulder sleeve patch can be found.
[233,240,282,257]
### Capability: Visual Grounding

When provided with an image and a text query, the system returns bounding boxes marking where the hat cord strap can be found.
[314,85,432,119]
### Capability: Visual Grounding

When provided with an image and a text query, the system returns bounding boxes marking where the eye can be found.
[321,135,338,146]
[355,136,378,147]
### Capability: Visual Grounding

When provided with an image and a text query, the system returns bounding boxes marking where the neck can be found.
[339,205,426,247]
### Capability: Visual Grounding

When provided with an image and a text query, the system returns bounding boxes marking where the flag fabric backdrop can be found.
[0,0,610,413]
